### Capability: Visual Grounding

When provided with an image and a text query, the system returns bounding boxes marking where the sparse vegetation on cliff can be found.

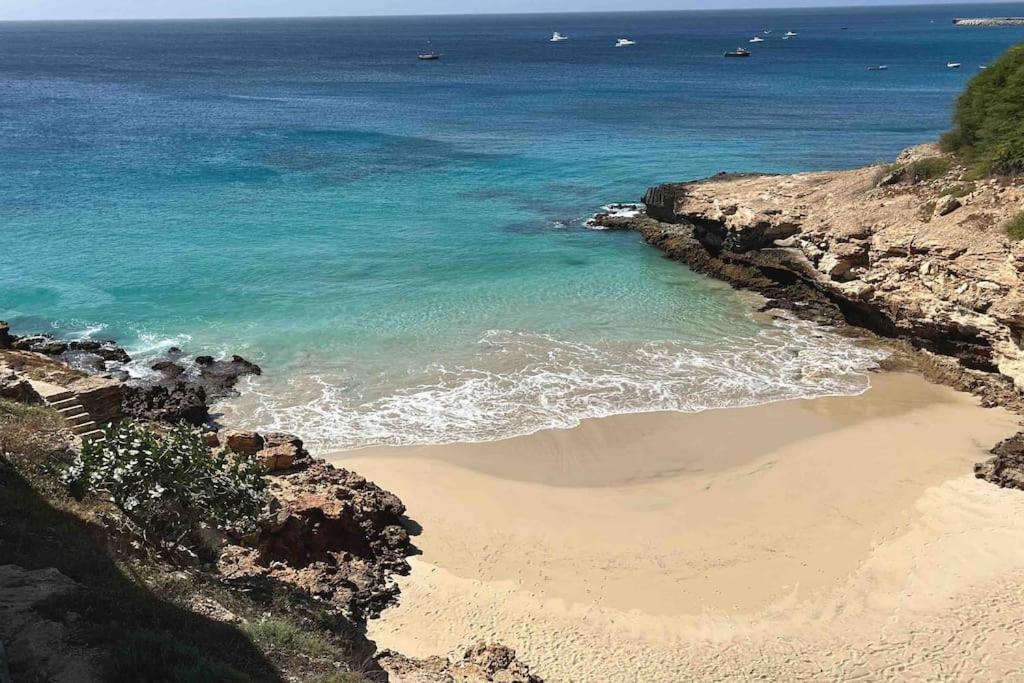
[941,43,1024,176]
[1005,211,1024,241]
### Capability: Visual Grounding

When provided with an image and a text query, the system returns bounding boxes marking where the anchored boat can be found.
[724,47,751,58]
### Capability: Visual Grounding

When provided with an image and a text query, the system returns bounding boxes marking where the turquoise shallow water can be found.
[2,5,1022,448]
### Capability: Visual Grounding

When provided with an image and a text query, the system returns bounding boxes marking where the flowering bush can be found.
[62,421,268,550]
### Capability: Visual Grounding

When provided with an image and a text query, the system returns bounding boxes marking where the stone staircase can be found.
[29,380,105,443]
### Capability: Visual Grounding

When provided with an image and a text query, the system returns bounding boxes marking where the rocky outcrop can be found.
[121,352,262,426]
[0,565,101,682]
[219,458,413,620]
[0,369,41,405]
[976,432,1024,489]
[0,326,261,428]
[615,145,1024,388]
[378,643,542,683]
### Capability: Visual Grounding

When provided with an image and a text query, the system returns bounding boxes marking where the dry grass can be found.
[0,399,67,461]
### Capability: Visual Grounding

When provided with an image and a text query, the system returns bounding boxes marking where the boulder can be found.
[220,429,265,455]
[0,322,12,350]
[934,194,962,217]
[257,444,297,472]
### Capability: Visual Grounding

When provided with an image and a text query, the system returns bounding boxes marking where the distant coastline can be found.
[954,17,1024,26]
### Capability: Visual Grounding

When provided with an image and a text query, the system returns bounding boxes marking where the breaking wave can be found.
[230,319,887,454]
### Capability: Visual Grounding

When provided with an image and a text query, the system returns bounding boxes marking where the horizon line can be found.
[0,1,1003,25]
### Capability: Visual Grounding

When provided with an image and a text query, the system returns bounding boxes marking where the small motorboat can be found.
[550,32,568,42]
[867,65,888,71]
[418,41,441,60]
[784,31,798,37]
[947,61,962,69]
[763,29,772,34]
[724,47,751,58]
[615,38,636,47]
[749,36,765,43]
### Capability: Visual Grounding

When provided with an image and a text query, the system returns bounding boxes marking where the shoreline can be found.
[331,371,1024,680]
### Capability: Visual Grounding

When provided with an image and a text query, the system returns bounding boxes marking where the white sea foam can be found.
[232,319,888,454]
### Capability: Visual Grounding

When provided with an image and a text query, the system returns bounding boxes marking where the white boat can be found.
[867,65,888,71]
[749,36,765,43]
[763,29,772,34]
[550,32,568,42]
[947,61,962,69]
[615,38,636,47]
[784,31,798,37]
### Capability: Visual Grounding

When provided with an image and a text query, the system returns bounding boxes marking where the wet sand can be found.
[330,373,1024,681]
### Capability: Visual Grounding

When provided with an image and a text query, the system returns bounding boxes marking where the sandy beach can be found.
[331,372,1024,681]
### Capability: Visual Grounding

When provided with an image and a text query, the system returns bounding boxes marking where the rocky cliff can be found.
[596,145,1024,395]
[591,144,1024,488]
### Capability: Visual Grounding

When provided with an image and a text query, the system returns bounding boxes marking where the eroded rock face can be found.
[634,146,1024,385]
[976,432,1024,490]
[0,565,101,682]
[219,459,413,620]
[0,323,12,351]
[378,643,543,683]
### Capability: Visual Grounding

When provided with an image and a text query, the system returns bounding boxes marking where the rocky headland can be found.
[592,143,1024,488]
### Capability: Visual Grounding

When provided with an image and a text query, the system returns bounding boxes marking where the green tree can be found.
[942,43,1024,176]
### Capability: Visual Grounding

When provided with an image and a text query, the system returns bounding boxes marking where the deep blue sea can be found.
[2,4,1022,448]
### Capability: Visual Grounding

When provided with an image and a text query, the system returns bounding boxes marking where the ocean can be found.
[2,4,1022,449]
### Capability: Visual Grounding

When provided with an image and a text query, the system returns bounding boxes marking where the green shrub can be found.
[243,617,339,659]
[108,629,248,683]
[942,43,1024,176]
[61,421,267,550]
[940,183,974,198]
[905,157,951,182]
[1006,211,1024,241]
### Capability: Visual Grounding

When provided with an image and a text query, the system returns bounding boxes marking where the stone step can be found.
[65,413,93,427]
[57,405,87,417]
[71,421,98,435]
[50,397,79,411]
[43,391,74,404]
